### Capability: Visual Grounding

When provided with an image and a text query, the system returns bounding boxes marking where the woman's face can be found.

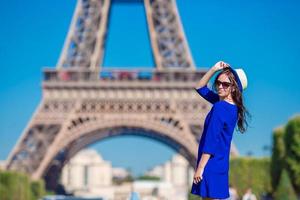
[216,73,233,98]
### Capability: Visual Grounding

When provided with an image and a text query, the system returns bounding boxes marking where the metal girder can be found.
[56,0,195,70]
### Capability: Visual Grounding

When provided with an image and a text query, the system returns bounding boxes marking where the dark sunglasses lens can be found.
[216,81,231,88]
[223,82,231,88]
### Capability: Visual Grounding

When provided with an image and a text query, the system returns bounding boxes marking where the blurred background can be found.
[0,0,300,200]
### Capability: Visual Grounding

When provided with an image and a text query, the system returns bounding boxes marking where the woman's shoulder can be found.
[212,101,238,123]
[212,101,227,110]
[211,101,233,116]
[208,102,227,121]
[213,100,237,109]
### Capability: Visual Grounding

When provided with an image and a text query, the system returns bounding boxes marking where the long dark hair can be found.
[212,68,252,133]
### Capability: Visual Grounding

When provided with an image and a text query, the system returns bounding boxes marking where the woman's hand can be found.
[193,166,204,184]
[212,61,230,72]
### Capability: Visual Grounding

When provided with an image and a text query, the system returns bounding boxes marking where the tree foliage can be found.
[273,169,297,200]
[271,115,300,196]
[270,127,285,191]
[284,116,300,193]
[0,170,46,200]
[229,157,271,198]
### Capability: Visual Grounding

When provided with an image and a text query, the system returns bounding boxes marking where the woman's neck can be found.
[220,96,235,104]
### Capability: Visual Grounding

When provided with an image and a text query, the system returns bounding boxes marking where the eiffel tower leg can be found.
[144,0,195,69]
[57,0,111,69]
[6,100,62,175]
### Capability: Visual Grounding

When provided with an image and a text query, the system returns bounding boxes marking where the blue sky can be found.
[1,0,300,177]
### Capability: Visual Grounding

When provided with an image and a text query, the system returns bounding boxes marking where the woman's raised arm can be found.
[195,61,230,89]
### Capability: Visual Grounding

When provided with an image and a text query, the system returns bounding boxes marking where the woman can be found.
[191,61,251,200]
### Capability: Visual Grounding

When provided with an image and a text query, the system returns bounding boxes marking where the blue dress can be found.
[190,84,238,199]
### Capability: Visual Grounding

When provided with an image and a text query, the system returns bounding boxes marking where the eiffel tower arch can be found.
[6,0,239,190]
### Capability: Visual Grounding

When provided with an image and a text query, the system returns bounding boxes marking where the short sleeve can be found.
[202,103,225,157]
[194,84,219,104]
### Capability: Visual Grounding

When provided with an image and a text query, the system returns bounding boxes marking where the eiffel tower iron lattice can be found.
[6,0,239,190]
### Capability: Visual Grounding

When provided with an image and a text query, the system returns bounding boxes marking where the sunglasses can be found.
[216,80,232,89]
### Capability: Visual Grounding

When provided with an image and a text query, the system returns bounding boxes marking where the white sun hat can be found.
[227,67,248,92]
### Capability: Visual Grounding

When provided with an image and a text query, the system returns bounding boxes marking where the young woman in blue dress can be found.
[190,61,251,200]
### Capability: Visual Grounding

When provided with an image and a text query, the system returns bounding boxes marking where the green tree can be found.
[0,181,9,200]
[0,171,46,200]
[0,171,32,200]
[270,127,285,192]
[30,180,46,200]
[273,169,297,200]
[284,115,300,193]
[188,188,201,200]
[229,157,271,198]
[136,175,160,181]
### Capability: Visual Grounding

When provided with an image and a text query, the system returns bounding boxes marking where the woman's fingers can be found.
[221,61,225,67]
[219,61,231,69]
[223,62,230,68]
[193,177,197,183]
[193,176,202,184]
[213,61,230,71]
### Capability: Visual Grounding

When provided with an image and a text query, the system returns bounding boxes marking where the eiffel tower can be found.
[6,0,239,190]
